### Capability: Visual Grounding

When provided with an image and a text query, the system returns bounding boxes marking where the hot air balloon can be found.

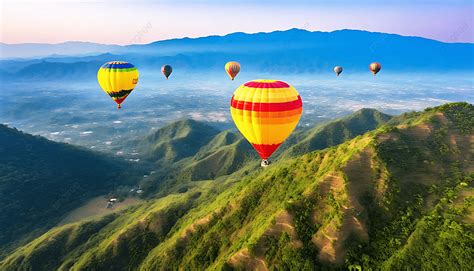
[334,66,343,76]
[225,61,240,80]
[230,79,303,166]
[369,62,381,76]
[97,61,139,109]
[161,64,172,79]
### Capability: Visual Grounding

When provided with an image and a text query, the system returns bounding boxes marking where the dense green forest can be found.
[0,103,472,270]
[0,125,141,257]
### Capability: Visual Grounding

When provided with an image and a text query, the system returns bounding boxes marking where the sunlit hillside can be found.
[1,103,472,270]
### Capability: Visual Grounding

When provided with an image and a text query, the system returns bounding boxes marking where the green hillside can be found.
[1,103,472,270]
[178,130,257,181]
[280,108,392,158]
[138,108,392,191]
[138,119,220,164]
[0,125,139,258]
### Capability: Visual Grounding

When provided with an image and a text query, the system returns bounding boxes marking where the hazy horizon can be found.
[2,28,474,46]
[2,0,473,44]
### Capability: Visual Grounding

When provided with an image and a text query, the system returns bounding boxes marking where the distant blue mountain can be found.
[4,60,103,80]
[1,29,473,80]
[0,41,122,59]
[127,28,473,71]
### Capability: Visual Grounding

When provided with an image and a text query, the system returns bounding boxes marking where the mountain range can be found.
[1,29,473,80]
[0,102,472,270]
[0,42,122,59]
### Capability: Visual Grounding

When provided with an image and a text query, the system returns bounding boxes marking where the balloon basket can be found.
[261,159,271,167]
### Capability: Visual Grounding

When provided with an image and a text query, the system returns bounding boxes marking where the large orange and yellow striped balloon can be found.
[225,61,240,80]
[230,79,303,161]
[97,61,139,109]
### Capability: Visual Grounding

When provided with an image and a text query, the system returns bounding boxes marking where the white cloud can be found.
[189,111,227,122]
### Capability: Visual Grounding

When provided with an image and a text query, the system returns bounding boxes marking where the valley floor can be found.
[59,196,142,225]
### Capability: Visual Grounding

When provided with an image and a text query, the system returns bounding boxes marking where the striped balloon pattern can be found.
[369,62,382,76]
[225,61,241,80]
[230,79,303,160]
[97,61,139,109]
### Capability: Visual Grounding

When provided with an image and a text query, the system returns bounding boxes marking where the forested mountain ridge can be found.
[137,119,220,164]
[135,108,392,193]
[0,125,140,258]
[279,108,392,158]
[1,102,472,270]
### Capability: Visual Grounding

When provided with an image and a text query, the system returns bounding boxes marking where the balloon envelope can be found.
[225,61,240,80]
[161,64,172,79]
[334,66,343,76]
[230,79,302,160]
[369,62,382,75]
[97,61,139,109]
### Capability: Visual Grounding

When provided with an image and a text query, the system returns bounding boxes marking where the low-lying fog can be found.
[1,69,472,156]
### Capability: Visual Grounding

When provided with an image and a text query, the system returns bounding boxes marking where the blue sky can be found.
[1,0,473,44]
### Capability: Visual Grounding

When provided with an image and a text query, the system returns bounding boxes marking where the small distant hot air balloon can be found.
[225,61,240,80]
[369,62,382,76]
[97,61,139,109]
[161,64,172,79]
[230,80,303,166]
[334,66,343,76]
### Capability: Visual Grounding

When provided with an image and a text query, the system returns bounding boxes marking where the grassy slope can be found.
[279,108,392,158]
[1,103,472,270]
[0,125,139,258]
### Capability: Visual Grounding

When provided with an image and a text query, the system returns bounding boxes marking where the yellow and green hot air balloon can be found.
[97,61,139,109]
[230,79,303,166]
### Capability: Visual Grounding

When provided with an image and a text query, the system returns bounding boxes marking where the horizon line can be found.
[2,28,473,47]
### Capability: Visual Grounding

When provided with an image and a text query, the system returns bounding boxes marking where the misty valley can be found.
[1,71,472,156]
